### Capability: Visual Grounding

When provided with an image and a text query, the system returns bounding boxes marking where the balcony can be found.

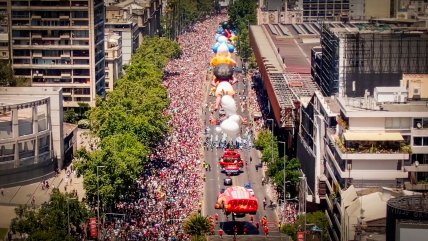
[59,15,70,20]
[61,73,71,78]
[33,72,43,77]
[404,182,428,191]
[31,15,41,20]
[60,53,70,58]
[330,134,410,160]
[31,33,42,38]
[32,52,42,57]
[60,33,70,39]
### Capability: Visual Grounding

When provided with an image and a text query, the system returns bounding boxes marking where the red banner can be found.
[297,231,305,241]
[89,217,98,238]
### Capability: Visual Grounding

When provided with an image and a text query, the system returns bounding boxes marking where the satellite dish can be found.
[417,122,422,129]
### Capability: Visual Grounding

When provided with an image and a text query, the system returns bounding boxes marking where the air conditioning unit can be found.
[416,122,422,129]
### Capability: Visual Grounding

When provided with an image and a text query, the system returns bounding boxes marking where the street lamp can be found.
[96,165,105,240]
[278,141,288,204]
[267,118,274,164]
[67,197,78,235]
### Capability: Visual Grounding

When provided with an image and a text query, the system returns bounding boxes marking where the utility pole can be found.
[97,165,105,241]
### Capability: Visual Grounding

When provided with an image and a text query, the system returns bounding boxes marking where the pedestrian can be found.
[1,187,4,196]
[263,197,267,210]
[218,228,223,238]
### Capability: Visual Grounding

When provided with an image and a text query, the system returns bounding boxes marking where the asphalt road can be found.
[202,61,287,240]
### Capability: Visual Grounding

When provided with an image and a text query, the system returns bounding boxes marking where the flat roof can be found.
[343,132,404,141]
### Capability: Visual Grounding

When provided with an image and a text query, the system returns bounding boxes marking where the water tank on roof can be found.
[374,87,408,104]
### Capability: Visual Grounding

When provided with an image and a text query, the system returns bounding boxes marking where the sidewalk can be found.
[0,170,85,228]
[0,129,91,229]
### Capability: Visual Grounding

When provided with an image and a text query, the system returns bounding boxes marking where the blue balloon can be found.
[215,33,222,42]
[212,42,220,53]
[217,27,224,34]
[228,45,235,53]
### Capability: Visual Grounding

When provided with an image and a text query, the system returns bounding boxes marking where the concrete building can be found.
[249,23,320,153]
[299,0,351,22]
[258,0,303,24]
[0,0,9,60]
[316,22,428,97]
[105,0,162,65]
[104,32,122,91]
[7,0,106,107]
[349,0,392,20]
[0,87,63,187]
[297,81,428,240]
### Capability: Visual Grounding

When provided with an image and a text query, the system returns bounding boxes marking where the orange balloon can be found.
[211,56,236,66]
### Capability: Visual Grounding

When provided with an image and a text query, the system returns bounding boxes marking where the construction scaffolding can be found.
[319,23,428,97]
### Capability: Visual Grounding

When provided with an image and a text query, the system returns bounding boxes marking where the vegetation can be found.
[256,130,302,198]
[281,211,328,241]
[0,60,31,87]
[163,0,218,39]
[183,213,211,241]
[10,190,89,241]
[228,0,257,60]
[75,37,181,208]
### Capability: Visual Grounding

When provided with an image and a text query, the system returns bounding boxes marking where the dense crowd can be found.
[103,15,228,241]
[282,202,298,224]
[248,70,269,132]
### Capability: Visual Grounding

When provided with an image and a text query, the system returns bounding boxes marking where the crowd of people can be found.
[247,70,270,132]
[103,14,228,241]
[282,202,299,224]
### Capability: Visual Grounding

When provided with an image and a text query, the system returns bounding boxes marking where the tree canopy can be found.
[77,37,181,208]
[183,213,211,241]
[281,211,329,241]
[10,190,89,241]
[255,130,301,198]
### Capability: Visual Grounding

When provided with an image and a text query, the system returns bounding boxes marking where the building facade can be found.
[104,32,122,91]
[297,83,428,240]
[316,23,428,97]
[7,0,105,107]
[0,87,63,187]
[299,0,351,22]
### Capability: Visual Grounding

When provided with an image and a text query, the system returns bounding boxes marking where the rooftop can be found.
[250,24,320,127]
[63,123,78,138]
[387,195,428,213]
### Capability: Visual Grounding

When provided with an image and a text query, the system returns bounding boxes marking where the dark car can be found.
[224,178,232,186]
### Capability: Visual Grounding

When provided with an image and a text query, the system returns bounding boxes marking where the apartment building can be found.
[316,22,428,97]
[299,0,350,22]
[297,79,428,240]
[104,32,122,91]
[0,0,8,60]
[7,0,105,107]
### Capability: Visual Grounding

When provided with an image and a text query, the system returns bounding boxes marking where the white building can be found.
[297,80,428,241]
[104,33,122,91]
[0,87,64,186]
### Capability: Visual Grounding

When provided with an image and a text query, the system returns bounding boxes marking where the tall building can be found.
[316,22,428,97]
[297,81,428,240]
[0,0,9,60]
[299,0,351,22]
[8,0,105,107]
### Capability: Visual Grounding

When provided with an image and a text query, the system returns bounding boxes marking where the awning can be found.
[343,132,404,141]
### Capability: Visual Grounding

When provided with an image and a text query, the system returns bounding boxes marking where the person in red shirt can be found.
[219,228,224,238]
[214,213,219,223]
[264,226,269,237]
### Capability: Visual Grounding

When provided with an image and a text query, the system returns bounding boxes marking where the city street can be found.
[202,61,286,240]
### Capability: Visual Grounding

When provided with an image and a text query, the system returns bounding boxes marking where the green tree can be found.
[281,211,328,241]
[63,109,78,124]
[0,60,15,87]
[75,133,149,206]
[183,213,211,241]
[10,190,89,241]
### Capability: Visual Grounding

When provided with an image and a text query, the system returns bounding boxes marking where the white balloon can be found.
[229,114,241,124]
[215,81,234,96]
[221,95,235,108]
[217,35,228,44]
[220,118,240,137]
[223,105,237,116]
[217,43,229,54]
[215,126,222,133]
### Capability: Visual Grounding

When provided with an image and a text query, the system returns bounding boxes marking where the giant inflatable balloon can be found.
[221,95,237,115]
[213,64,234,80]
[211,56,236,66]
[215,81,235,96]
[220,118,239,137]
[217,35,228,44]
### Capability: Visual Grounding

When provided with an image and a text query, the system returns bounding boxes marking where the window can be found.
[413,137,428,146]
[386,117,411,129]
[413,118,428,128]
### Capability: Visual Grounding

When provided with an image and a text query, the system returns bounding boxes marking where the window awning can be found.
[343,132,404,141]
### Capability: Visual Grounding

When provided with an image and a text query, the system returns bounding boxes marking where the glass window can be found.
[414,137,423,146]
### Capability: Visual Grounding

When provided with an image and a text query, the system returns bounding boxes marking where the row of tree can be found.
[163,0,220,40]
[255,130,302,199]
[228,0,257,61]
[10,190,89,241]
[75,37,182,208]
